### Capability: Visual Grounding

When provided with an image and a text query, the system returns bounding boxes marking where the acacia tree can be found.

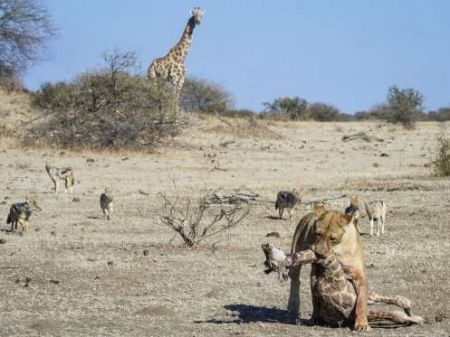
[0,0,54,78]
[386,86,424,129]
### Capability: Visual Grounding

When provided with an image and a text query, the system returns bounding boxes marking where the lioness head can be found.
[311,203,353,259]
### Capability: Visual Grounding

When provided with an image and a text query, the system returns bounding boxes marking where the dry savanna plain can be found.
[0,91,449,336]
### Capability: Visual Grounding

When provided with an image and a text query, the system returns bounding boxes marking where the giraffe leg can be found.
[381,215,385,234]
[367,308,423,325]
[369,218,374,236]
[368,293,412,316]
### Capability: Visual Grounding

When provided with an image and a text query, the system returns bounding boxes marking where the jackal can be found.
[45,163,75,193]
[345,194,361,233]
[364,200,387,236]
[275,188,301,219]
[6,196,41,232]
[100,187,114,220]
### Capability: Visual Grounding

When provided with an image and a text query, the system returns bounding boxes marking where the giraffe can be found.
[148,7,205,99]
[262,244,424,328]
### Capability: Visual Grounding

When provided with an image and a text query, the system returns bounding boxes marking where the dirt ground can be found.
[0,108,449,336]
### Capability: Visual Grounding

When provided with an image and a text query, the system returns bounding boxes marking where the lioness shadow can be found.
[195,304,309,325]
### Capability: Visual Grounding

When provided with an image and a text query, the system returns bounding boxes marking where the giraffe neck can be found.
[168,17,196,63]
[317,253,347,284]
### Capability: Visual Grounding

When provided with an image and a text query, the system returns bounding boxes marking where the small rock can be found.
[86,158,95,163]
[72,197,81,202]
[49,279,60,285]
[143,250,149,256]
[50,231,56,236]
[373,162,380,168]
[0,238,6,244]
[107,261,114,266]
[380,153,389,157]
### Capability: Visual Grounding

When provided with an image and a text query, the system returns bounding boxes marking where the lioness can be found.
[262,243,423,327]
[288,203,371,330]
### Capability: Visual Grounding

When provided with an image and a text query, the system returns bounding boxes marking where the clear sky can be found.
[24,0,450,113]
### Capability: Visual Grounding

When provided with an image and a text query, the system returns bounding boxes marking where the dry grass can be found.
[199,114,282,139]
[0,102,448,336]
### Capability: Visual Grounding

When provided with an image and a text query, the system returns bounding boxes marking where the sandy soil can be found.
[0,108,449,336]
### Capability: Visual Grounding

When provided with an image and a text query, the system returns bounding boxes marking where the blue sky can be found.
[24,0,450,113]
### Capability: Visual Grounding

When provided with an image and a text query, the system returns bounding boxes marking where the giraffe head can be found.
[311,204,354,258]
[190,7,205,25]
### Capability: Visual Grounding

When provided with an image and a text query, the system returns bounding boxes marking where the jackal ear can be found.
[313,203,326,217]
[339,214,353,227]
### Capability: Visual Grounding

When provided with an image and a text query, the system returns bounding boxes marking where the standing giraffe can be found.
[148,7,205,98]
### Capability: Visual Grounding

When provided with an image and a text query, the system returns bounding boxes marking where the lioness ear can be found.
[313,203,326,217]
[339,214,353,227]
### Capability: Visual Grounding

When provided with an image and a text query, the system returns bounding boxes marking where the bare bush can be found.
[433,133,450,177]
[159,189,250,247]
[28,51,182,150]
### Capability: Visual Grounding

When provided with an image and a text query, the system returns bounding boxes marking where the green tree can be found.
[386,86,424,129]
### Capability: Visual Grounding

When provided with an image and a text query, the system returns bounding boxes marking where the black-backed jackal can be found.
[100,187,114,220]
[45,163,75,193]
[364,200,387,236]
[275,189,301,219]
[6,196,41,232]
[345,194,361,233]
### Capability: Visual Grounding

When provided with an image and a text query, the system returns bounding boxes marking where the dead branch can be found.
[342,132,384,143]
[159,189,250,247]
[219,140,235,147]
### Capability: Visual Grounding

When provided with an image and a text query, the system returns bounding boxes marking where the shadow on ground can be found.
[195,303,310,325]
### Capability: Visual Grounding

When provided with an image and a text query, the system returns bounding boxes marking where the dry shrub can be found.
[27,51,183,150]
[433,133,450,177]
[180,76,233,114]
[0,75,24,92]
[159,189,250,247]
